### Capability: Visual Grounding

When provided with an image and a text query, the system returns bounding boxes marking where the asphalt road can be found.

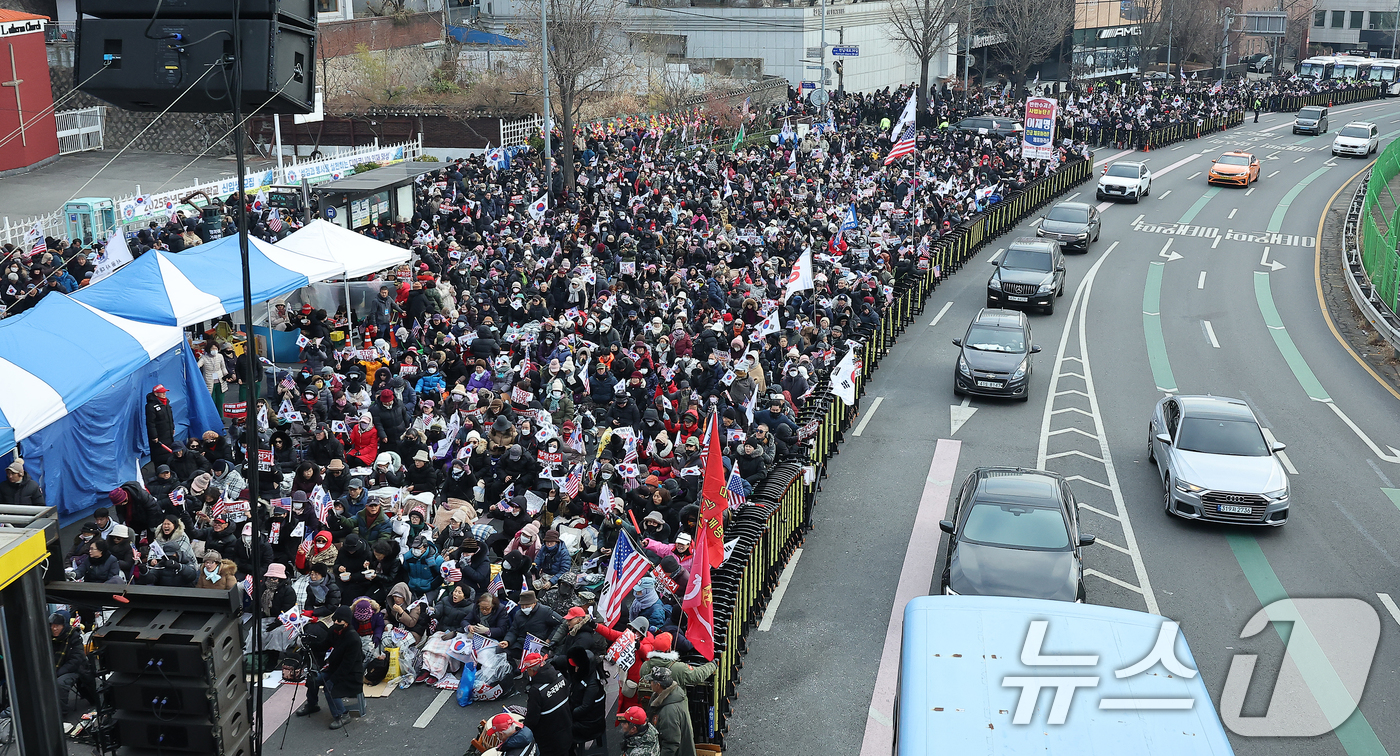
[726,98,1400,756]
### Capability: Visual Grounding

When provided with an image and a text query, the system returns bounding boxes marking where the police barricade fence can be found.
[688,152,1095,748]
[1272,85,1379,112]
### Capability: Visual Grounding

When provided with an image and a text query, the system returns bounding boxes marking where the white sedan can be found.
[1096,161,1152,203]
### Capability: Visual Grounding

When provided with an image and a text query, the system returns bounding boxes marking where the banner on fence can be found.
[1022,96,1058,160]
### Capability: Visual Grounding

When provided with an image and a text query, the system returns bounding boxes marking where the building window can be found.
[316,0,338,11]
[1351,10,1364,28]
[1372,11,1397,29]
[1315,9,1326,26]
[1332,10,1345,27]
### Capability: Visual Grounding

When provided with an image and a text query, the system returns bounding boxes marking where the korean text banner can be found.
[1022,96,1058,160]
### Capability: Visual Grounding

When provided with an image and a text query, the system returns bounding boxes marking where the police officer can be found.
[522,651,572,756]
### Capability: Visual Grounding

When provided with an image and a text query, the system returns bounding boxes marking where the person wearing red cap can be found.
[145,384,175,466]
[617,706,661,756]
[476,712,536,754]
[522,650,572,756]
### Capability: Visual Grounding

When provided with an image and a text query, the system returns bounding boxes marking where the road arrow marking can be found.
[950,396,977,436]
[1260,246,1286,271]
[1159,239,1183,262]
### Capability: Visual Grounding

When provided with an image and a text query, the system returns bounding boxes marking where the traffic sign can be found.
[831,45,859,56]
[809,89,829,106]
[799,81,816,90]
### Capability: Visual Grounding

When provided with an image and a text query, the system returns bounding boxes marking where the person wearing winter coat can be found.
[561,646,608,747]
[502,590,563,653]
[402,535,444,596]
[370,390,411,446]
[137,544,197,587]
[153,514,196,565]
[209,460,246,501]
[108,482,162,535]
[50,611,89,715]
[83,539,125,583]
[346,415,379,467]
[457,536,492,598]
[302,562,342,615]
[646,665,696,756]
[636,632,715,709]
[627,577,668,633]
[465,592,513,642]
[404,450,441,494]
[295,530,338,572]
[532,530,572,589]
[1,459,45,506]
[342,497,395,546]
[618,707,662,756]
[386,582,431,641]
[145,385,176,466]
[434,583,475,631]
[297,606,364,730]
[522,651,573,756]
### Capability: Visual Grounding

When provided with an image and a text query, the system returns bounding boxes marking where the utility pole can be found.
[1221,7,1235,78]
[820,0,827,115]
[964,0,972,102]
[540,0,553,202]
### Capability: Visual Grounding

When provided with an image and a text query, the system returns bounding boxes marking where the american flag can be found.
[884,125,917,166]
[471,631,494,659]
[598,529,654,625]
[725,466,747,509]
[243,576,254,599]
[623,435,638,463]
[487,570,504,596]
[563,464,583,499]
[523,633,546,656]
[267,212,284,233]
[170,488,185,509]
[442,560,463,583]
[210,497,227,519]
[312,486,332,523]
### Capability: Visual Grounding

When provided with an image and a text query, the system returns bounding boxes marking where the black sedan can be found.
[939,467,1095,603]
[1036,201,1100,252]
[952,309,1040,401]
[985,238,1065,315]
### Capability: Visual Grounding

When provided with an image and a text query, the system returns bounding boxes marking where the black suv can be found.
[952,309,1040,401]
[939,467,1095,602]
[953,116,1024,138]
[986,238,1065,315]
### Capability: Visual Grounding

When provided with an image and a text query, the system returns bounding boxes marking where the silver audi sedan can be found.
[1148,395,1291,526]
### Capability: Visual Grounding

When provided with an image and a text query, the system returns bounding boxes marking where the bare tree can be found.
[984,0,1073,88]
[886,0,964,114]
[520,0,632,192]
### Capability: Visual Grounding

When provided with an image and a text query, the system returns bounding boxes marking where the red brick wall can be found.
[318,12,445,57]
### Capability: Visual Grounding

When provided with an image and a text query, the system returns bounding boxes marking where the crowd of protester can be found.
[10,69,1383,754]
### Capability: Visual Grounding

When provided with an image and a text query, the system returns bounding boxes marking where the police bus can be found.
[1298,55,1338,79]
[895,596,1234,755]
[1367,58,1400,95]
[1331,55,1374,81]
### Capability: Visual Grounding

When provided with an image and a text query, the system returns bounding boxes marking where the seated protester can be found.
[168,440,211,484]
[415,583,475,685]
[303,562,342,615]
[307,425,345,468]
[436,509,477,559]
[83,538,125,584]
[366,452,405,489]
[339,477,370,518]
[626,576,668,634]
[403,506,431,544]
[504,521,541,563]
[386,582,431,643]
[350,596,386,651]
[341,496,394,546]
[323,458,352,498]
[252,564,299,651]
[296,530,338,573]
[490,497,532,553]
[146,465,182,509]
[334,532,372,586]
[50,611,90,716]
[639,510,671,543]
[66,523,102,569]
[136,542,197,587]
[440,457,474,502]
[531,529,572,593]
[324,497,355,542]
[152,513,196,566]
[434,583,475,632]
[196,550,239,590]
[457,535,492,599]
[107,525,138,580]
[500,549,533,600]
[404,449,441,494]
[362,539,404,605]
[502,590,562,658]
[403,534,444,597]
[466,591,513,645]
[289,461,323,500]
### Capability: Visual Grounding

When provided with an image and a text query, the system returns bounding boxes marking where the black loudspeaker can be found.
[94,608,250,756]
[79,0,317,30]
[75,18,315,114]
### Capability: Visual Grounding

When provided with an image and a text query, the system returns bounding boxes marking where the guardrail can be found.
[688,153,1096,747]
[1270,85,1380,112]
[1349,138,1400,355]
[1063,111,1245,152]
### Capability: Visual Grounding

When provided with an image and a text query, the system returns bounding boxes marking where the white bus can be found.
[1330,55,1373,80]
[1367,58,1400,95]
[1298,55,1338,79]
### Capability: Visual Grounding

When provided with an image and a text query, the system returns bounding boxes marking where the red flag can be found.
[698,413,726,566]
[682,507,715,660]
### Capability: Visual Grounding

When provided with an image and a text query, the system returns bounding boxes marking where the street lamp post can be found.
[541,0,553,202]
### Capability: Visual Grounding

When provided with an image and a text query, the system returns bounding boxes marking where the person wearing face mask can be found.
[196,550,238,590]
[296,529,339,573]
[505,521,542,561]
[531,529,572,593]
[545,379,574,427]
[626,576,668,634]
[502,589,563,653]
[439,457,475,502]
[296,606,365,730]
[302,562,342,614]
[229,523,274,580]
[402,534,445,596]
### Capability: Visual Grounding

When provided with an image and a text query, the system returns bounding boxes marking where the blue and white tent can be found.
[72,234,341,328]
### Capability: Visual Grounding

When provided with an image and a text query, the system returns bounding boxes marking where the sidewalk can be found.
[0,151,275,221]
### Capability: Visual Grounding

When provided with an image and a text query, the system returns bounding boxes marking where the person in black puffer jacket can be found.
[434,583,475,631]
[108,482,162,536]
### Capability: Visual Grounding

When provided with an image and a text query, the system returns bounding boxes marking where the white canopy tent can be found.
[277,219,412,278]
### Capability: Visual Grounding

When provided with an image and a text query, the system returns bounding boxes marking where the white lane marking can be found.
[1198,271,1207,289]
[413,690,453,728]
[1260,428,1298,475]
[989,247,1006,263]
[852,396,884,437]
[1066,192,1080,201]
[1212,236,1222,249]
[1246,187,1256,196]
[1367,458,1395,487]
[758,548,804,631]
[1172,144,1185,150]
[1187,172,1201,180]
[1321,400,1400,464]
[857,440,963,756]
[1267,170,1280,178]
[928,301,954,327]
[1294,156,1307,163]
[1159,190,1172,199]
[1266,152,1281,160]
[1093,148,1136,169]
[1228,208,1238,219]
[1378,593,1400,627]
[1132,214,1144,224]
[950,396,977,435]
[1202,320,1220,348]
[1096,201,1113,213]
[1085,568,1146,593]
[1391,119,1400,124]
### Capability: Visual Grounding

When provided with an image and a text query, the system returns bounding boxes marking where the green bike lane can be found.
[1078,139,1400,755]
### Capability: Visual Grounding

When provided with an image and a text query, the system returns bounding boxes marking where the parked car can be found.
[1333,121,1379,157]
[985,238,1065,315]
[952,116,1024,138]
[1148,395,1291,526]
[1246,53,1273,72]
[1036,201,1101,251]
[939,467,1095,602]
[1293,106,1329,135]
[1096,161,1152,203]
[952,309,1040,401]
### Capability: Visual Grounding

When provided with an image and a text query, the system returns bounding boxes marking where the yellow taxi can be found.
[1207,151,1260,187]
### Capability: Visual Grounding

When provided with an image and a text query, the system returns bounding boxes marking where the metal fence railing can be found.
[500,115,543,147]
[55,106,105,155]
[1360,137,1400,316]
[689,153,1097,748]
